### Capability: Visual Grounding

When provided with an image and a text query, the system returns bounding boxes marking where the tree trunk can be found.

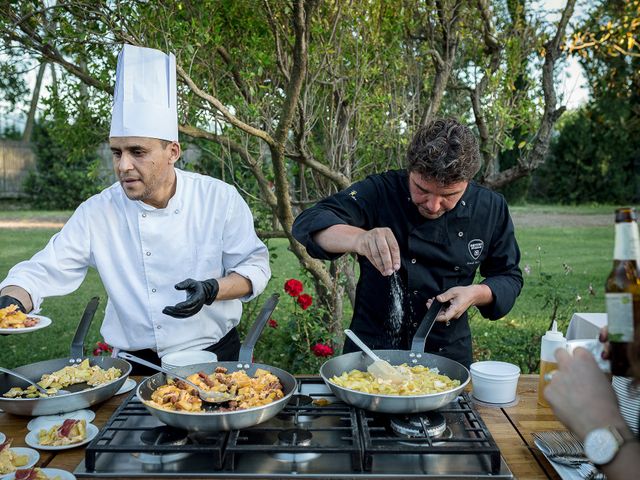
[22,62,46,143]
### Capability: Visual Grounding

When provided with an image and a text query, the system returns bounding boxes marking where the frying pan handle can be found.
[238,293,279,363]
[70,296,100,360]
[410,298,444,353]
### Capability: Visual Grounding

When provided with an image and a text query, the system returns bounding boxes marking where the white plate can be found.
[0,432,5,443]
[2,468,76,480]
[0,447,40,474]
[25,423,98,451]
[27,410,95,432]
[115,378,136,395]
[534,438,583,480]
[0,315,52,334]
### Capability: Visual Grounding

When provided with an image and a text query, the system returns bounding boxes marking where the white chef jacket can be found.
[0,169,271,357]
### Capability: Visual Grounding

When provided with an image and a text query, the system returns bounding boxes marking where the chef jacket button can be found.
[156,325,161,330]
[141,213,147,218]
[413,290,418,295]
[146,251,151,256]
[411,258,417,264]
[174,209,179,214]
[152,288,156,293]
[438,347,444,352]
[458,231,464,237]
[461,200,466,206]
[454,266,460,271]
[412,323,417,327]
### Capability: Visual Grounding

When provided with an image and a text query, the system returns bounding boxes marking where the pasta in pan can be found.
[329,364,460,395]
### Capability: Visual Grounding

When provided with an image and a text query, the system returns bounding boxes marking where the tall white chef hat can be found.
[110,44,178,141]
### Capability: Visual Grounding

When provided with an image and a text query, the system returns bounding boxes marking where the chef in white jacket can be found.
[0,44,271,372]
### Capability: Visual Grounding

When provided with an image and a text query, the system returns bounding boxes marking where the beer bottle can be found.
[605,207,640,377]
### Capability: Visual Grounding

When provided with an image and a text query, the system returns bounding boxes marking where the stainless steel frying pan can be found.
[134,294,297,432]
[0,297,132,416]
[320,299,470,413]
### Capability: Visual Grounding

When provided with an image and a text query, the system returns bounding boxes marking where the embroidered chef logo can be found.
[468,239,484,260]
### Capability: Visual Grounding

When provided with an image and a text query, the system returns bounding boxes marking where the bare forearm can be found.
[601,441,640,479]
[0,285,33,312]
[216,273,253,300]
[471,284,493,307]
[312,225,367,254]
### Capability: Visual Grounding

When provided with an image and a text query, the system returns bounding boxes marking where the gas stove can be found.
[74,377,513,478]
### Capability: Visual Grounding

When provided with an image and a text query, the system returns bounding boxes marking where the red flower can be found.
[93,341,113,356]
[284,279,304,297]
[297,293,313,310]
[268,318,278,328]
[311,342,334,357]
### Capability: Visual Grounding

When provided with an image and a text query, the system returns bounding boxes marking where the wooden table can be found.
[0,374,566,479]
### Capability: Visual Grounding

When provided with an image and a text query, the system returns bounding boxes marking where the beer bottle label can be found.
[614,223,640,261]
[606,292,634,342]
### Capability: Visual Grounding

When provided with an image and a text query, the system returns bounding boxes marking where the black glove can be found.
[0,295,26,312]
[162,278,219,318]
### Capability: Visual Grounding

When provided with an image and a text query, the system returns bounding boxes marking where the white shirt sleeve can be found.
[0,203,92,312]
[223,189,271,301]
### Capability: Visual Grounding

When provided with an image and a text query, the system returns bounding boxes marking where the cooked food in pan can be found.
[0,304,39,329]
[3,359,122,398]
[147,366,284,412]
[14,468,62,480]
[38,359,121,389]
[329,364,460,395]
[2,385,61,399]
[0,439,29,474]
[38,419,86,446]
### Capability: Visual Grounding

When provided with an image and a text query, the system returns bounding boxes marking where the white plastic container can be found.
[470,361,520,404]
[161,350,218,370]
[537,321,566,406]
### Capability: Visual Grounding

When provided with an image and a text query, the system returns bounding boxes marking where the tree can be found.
[536,0,640,203]
[0,0,577,338]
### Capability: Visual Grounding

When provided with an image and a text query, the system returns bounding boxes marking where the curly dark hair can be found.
[406,118,481,184]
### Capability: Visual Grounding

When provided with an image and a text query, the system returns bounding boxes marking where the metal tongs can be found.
[118,352,236,403]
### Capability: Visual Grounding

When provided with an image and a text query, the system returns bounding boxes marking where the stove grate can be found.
[224,378,364,471]
[360,393,501,473]
[84,391,227,472]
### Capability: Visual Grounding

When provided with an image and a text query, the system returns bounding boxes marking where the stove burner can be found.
[271,428,321,463]
[134,426,192,465]
[277,428,313,446]
[288,395,314,407]
[278,394,318,424]
[390,412,447,438]
[140,426,189,446]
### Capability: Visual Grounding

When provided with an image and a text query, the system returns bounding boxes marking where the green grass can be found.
[0,206,616,374]
[509,204,635,215]
[471,225,611,372]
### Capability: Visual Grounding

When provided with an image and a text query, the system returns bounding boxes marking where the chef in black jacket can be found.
[292,118,523,368]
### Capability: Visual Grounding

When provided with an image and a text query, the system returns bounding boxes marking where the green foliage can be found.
[533,103,639,203]
[530,1,640,204]
[240,275,337,375]
[24,118,103,209]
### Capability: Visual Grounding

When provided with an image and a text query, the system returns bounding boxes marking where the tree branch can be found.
[176,63,275,148]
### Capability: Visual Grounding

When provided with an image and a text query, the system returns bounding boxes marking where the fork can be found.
[578,463,606,480]
[533,430,586,456]
[533,431,607,479]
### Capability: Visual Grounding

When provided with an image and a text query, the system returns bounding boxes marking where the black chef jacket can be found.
[292,170,523,368]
